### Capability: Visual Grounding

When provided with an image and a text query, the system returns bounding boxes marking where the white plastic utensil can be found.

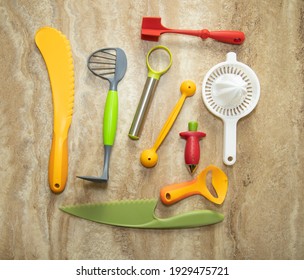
[202,52,260,165]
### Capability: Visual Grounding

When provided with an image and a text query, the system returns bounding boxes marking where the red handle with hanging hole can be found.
[200,29,245,44]
[141,17,245,45]
[162,29,245,44]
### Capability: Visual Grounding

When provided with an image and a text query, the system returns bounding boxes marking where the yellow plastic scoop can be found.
[160,165,228,205]
[140,80,196,168]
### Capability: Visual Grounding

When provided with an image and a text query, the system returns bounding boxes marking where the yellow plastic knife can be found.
[35,27,75,193]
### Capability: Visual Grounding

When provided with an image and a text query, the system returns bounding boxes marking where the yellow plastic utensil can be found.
[35,27,75,193]
[140,80,196,168]
[160,165,228,205]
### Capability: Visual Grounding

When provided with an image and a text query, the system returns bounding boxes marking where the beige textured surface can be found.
[0,0,303,260]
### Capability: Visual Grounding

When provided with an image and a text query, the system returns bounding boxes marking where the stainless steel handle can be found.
[128,77,159,140]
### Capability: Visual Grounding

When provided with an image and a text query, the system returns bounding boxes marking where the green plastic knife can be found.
[60,199,224,229]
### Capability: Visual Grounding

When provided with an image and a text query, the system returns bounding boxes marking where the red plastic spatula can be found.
[141,17,245,45]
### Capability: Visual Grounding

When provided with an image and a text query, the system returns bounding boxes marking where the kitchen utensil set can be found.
[36,15,259,229]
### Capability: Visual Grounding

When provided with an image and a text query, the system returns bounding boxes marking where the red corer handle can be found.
[180,131,206,165]
[201,29,245,45]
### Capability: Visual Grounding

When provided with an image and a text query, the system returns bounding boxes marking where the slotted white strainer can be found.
[202,52,260,165]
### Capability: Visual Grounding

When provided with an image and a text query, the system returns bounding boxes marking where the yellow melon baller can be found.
[140,80,196,168]
[35,27,75,193]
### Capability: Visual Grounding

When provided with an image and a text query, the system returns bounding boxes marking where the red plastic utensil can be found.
[141,17,245,45]
[180,121,206,174]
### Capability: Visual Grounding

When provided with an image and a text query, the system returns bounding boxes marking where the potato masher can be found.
[78,48,127,183]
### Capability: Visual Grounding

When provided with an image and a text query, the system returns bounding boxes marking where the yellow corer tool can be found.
[35,27,75,193]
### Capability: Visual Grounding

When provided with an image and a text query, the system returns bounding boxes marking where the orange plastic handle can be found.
[48,130,69,193]
[160,165,228,205]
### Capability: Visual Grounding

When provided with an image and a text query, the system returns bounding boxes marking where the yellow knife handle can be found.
[48,131,68,193]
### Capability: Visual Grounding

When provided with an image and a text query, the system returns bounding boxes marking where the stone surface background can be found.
[0,0,303,259]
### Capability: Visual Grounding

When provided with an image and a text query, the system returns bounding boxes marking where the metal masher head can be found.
[87,48,127,91]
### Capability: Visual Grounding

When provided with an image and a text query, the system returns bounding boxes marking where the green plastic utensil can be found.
[60,199,224,229]
[77,48,127,183]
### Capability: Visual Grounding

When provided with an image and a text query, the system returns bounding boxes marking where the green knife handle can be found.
[144,210,224,229]
[103,90,118,146]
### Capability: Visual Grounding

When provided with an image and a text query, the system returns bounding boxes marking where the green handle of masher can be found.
[103,90,118,146]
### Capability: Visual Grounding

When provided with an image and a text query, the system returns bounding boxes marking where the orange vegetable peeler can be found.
[160,165,228,205]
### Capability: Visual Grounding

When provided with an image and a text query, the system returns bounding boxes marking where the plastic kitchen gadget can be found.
[35,27,75,194]
[77,48,127,183]
[160,165,228,205]
[128,45,172,140]
[180,121,206,174]
[141,17,245,45]
[60,198,224,229]
[140,80,196,168]
[202,52,260,165]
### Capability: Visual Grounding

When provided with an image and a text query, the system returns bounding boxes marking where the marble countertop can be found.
[0,0,303,260]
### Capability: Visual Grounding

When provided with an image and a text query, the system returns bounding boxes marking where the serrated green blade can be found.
[60,199,224,229]
[60,199,157,228]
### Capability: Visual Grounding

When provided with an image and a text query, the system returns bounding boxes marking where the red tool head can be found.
[141,17,166,41]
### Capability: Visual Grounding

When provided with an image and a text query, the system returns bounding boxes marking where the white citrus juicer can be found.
[202,52,260,165]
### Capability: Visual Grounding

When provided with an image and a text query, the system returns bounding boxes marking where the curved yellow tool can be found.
[140,80,196,168]
[35,27,75,193]
[160,165,228,205]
